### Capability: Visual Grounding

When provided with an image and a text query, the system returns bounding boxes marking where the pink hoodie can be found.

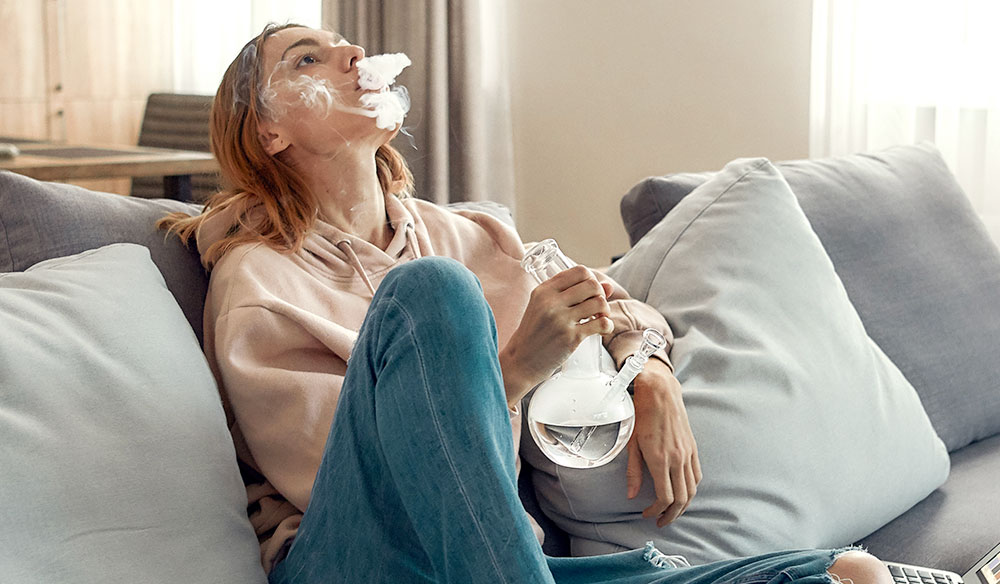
[197,193,672,573]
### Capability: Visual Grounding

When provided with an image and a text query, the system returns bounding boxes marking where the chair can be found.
[130,93,220,202]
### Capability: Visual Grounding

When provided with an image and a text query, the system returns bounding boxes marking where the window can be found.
[172,0,322,95]
[812,0,1000,236]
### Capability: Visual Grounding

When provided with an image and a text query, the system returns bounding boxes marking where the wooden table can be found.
[0,138,219,202]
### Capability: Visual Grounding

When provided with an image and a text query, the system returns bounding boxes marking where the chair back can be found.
[131,93,219,201]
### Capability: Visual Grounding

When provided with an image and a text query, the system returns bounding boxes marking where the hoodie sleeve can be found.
[212,304,348,513]
[594,269,675,372]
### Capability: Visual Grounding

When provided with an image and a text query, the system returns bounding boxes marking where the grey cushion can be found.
[0,243,266,583]
[0,171,207,341]
[525,158,949,563]
[857,433,1000,573]
[618,143,1000,452]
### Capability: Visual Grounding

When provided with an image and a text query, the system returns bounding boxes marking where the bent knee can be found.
[829,551,891,584]
[383,257,479,294]
[378,257,491,330]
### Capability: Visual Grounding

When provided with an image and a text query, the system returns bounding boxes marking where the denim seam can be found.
[390,296,510,583]
[728,571,782,584]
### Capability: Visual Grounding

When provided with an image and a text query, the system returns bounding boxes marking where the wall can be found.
[508,0,814,266]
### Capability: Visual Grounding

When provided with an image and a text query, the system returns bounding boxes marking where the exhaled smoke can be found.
[260,52,412,132]
[357,53,412,91]
[356,53,412,129]
[360,85,410,130]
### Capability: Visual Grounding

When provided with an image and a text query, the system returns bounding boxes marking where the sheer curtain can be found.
[171,0,322,94]
[323,0,516,207]
[811,0,1000,236]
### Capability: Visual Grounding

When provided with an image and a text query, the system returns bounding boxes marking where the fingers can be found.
[638,449,702,527]
[545,265,595,292]
[654,454,701,527]
[684,460,699,512]
[642,470,673,521]
[579,316,614,337]
[570,296,612,323]
[657,464,689,527]
[533,267,611,333]
[564,279,610,310]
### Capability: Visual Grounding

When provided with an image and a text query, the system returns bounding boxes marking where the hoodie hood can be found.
[195,192,425,297]
[304,193,423,296]
[194,201,242,260]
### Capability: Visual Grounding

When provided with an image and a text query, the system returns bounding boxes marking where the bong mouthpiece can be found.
[521,239,575,285]
[603,328,668,401]
[637,329,667,360]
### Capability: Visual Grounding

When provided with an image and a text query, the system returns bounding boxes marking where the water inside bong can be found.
[528,407,635,468]
[522,334,635,469]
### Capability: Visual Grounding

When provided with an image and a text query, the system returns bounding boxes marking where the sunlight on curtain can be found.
[812,0,1000,235]
[172,0,322,95]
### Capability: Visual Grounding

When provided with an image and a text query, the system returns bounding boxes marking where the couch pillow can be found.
[0,171,207,342]
[618,143,1000,452]
[522,158,950,563]
[0,243,266,583]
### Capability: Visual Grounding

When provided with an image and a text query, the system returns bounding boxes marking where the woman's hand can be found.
[500,265,614,406]
[626,359,702,527]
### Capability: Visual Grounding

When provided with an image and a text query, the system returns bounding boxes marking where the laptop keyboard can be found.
[885,561,965,584]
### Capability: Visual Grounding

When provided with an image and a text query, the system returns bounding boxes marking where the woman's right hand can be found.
[499,265,614,406]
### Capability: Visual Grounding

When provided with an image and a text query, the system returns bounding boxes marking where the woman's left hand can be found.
[625,359,702,527]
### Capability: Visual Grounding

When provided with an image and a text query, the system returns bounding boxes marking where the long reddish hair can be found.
[157,23,413,268]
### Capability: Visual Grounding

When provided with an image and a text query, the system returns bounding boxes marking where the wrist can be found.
[633,360,681,397]
[498,346,536,407]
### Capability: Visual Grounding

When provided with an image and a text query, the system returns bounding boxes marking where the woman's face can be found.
[257,27,389,157]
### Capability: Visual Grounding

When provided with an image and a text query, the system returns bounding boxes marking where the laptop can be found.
[884,542,1000,584]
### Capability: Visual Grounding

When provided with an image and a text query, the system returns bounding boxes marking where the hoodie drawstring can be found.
[336,240,377,297]
[332,223,420,298]
[404,223,421,259]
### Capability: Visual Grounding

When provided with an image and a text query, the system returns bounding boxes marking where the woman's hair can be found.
[157,23,414,268]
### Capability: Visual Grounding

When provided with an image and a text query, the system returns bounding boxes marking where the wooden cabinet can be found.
[0,0,174,194]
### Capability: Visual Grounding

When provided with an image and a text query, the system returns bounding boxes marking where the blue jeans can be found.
[267,257,848,584]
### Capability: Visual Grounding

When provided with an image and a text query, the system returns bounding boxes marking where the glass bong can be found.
[520,239,667,469]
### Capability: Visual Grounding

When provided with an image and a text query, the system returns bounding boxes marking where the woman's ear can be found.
[258,123,290,156]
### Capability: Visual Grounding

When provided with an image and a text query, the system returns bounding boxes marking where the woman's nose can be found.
[339,44,365,72]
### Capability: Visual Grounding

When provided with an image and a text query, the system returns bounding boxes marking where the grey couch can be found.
[576,143,998,573]
[1,142,997,579]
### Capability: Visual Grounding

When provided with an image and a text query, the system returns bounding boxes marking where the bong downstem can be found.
[567,329,667,453]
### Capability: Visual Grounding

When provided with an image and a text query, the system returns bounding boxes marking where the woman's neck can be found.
[291,147,393,250]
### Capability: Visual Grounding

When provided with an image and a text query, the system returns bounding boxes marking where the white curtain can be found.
[811,0,1000,236]
[171,0,322,95]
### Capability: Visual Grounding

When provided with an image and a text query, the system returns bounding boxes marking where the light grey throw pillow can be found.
[618,144,1000,452]
[522,158,950,564]
[0,244,266,583]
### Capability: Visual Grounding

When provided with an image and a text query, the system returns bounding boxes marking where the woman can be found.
[160,23,891,584]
